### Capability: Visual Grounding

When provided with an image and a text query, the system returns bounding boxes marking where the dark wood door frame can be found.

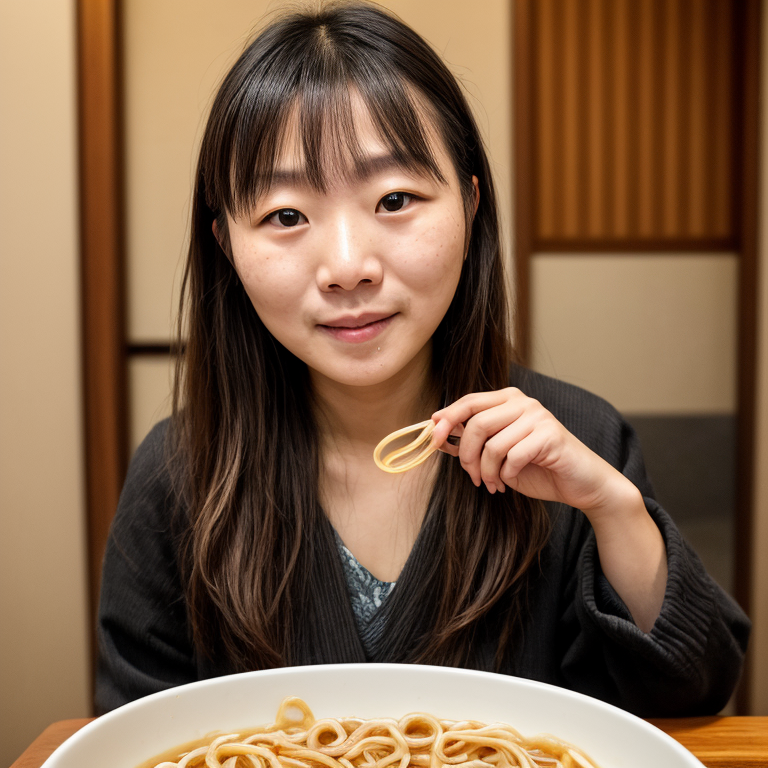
[77,0,128,695]
[733,0,761,714]
[513,0,760,713]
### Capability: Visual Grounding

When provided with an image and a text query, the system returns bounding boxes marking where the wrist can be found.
[581,471,646,530]
[582,477,667,633]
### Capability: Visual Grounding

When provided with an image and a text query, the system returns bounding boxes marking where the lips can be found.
[317,312,396,343]
[319,312,394,329]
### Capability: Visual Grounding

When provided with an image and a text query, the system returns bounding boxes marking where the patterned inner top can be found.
[333,529,396,658]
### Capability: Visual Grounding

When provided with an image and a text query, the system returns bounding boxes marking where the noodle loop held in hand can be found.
[373,421,437,473]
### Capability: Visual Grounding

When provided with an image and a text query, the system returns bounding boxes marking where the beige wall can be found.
[129,356,175,452]
[0,0,91,764]
[531,254,739,414]
[750,0,768,717]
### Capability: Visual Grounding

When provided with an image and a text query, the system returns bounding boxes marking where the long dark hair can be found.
[172,0,549,672]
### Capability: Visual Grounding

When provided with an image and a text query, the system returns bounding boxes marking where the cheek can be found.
[395,214,465,292]
[233,244,308,317]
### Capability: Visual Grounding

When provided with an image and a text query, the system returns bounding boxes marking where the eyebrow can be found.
[268,153,433,190]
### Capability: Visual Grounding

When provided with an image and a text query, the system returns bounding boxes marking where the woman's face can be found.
[225,96,476,390]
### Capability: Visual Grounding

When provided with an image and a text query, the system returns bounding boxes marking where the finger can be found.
[431,388,531,455]
[457,400,529,457]
[432,388,524,433]
[498,430,550,485]
[432,389,535,489]
[430,416,461,451]
[435,423,463,457]
[456,401,531,487]
[479,418,536,491]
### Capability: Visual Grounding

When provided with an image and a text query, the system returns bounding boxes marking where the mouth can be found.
[320,312,395,328]
[317,312,397,343]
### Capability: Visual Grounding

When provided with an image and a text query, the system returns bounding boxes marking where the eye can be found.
[264,208,306,228]
[377,192,416,213]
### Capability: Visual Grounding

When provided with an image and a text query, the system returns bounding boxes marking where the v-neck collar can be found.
[302,456,447,665]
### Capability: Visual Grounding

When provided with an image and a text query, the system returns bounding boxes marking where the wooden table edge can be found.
[647,716,768,767]
[10,718,93,768]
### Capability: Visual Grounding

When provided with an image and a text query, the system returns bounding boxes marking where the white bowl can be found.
[42,664,702,768]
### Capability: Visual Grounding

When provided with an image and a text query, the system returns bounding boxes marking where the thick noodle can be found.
[373,421,437,473]
[148,697,600,768]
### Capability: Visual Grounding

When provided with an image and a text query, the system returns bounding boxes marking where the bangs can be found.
[203,18,449,219]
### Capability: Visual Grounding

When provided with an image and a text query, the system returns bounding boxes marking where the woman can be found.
[96,1,749,716]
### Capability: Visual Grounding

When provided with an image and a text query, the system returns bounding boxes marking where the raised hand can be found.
[431,387,629,516]
[431,387,667,631]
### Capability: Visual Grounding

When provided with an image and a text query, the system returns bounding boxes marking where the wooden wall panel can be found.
[531,0,738,249]
[77,0,127,634]
[515,0,761,712]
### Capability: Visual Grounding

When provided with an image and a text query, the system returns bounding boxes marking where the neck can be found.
[311,344,439,456]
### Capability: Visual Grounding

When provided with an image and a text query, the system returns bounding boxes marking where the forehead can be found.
[268,153,434,192]
[270,89,452,191]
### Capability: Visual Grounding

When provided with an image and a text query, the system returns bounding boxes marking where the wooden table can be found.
[10,716,768,768]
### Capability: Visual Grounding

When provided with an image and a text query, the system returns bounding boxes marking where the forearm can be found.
[583,476,667,633]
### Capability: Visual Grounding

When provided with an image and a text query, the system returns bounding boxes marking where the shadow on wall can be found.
[627,415,736,595]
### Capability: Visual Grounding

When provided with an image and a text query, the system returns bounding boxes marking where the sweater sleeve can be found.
[567,495,750,715]
[95,420,197,714]
[514,367,751,716]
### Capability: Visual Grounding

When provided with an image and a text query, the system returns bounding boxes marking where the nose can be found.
[315,215,383,292]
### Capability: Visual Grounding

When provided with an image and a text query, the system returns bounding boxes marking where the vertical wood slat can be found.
[586,0,605,237]
[707,0,725,236]
[576,0,590,236]
[514,0,535,362]
[651,0,666,236]
[601,0,615,237]
[562,0,580,237]
[687,0,707,237]
[676,0,691,237]
[535,0,556,240]
[611,0,630,238]
[660,0,680,238]
[713,0,735,239]
[636,0,655,236]
[532,0,738,247]
[625,0,640,238]
[552,0,567,237]
[77,0,127,648]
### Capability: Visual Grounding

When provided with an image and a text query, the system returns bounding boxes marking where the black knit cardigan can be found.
[95,366,750,716]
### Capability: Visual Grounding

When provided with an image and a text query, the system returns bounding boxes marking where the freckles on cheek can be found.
[410,225,464,280]
[239,257,303,306]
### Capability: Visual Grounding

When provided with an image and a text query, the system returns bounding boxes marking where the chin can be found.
[322,367,395,388]
[309,355,412,389]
